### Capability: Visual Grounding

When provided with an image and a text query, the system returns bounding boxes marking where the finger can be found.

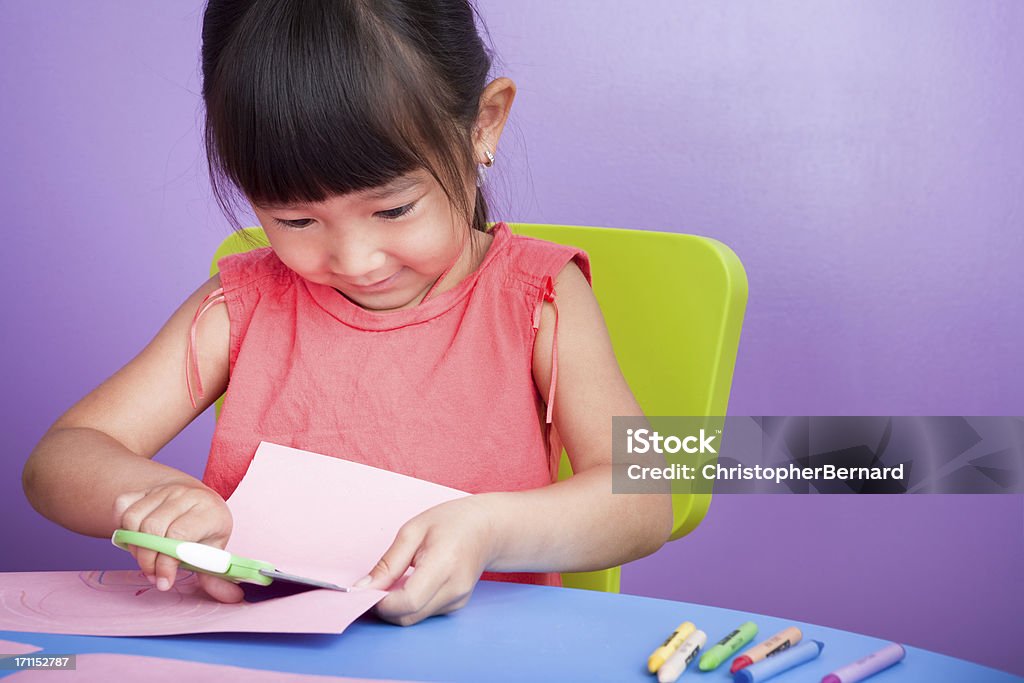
[197,573,245,604]
[436,592,472,616]
[356,525,424,591]
[126,547,156,585]
[112,490,146,525]
[400,576,476,626]
[117,488,173,532]
[377,577,472,627]
[375,582,446,626]
[152,552,182,592]
[406,588,472,625]
[374,553,453,625]
[381,544,483,626]
[134,497,203,583]
[120,489,178,578]
[135,506,189,580]
[150,501,210,593]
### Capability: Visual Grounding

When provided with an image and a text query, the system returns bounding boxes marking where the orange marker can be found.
[730,626,803,673]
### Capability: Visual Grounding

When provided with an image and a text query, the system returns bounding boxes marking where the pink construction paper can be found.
[0,569,376,636]
[226,442,469,587]
[0,441,468,636]
[0,638,41,655]
[3,652,421,682]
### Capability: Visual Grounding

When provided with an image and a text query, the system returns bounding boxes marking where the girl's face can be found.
[250,169,476,312]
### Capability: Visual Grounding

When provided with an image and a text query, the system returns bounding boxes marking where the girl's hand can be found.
[357,496,497,626]
[113,483,244,604]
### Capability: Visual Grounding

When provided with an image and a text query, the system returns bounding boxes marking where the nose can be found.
[327,234,387,281]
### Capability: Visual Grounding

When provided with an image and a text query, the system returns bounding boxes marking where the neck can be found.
[422,228,483,303]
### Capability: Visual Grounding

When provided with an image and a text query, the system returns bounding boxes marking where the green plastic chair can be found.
[210,222,748,593]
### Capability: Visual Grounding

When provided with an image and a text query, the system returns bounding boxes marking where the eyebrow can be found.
[256,175,425,211]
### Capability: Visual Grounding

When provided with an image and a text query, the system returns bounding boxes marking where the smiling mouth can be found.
[349,269,403,291]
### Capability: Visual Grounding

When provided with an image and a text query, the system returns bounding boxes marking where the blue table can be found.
[1,580,1018,681]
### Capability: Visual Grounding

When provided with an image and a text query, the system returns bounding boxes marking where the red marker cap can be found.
[730,655,753,673]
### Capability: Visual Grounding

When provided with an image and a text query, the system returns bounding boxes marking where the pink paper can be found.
[0,638,41,655]
[3,652,421,682]
[226,442,469,587]
[0,569,376,636]
[0,441,468,636]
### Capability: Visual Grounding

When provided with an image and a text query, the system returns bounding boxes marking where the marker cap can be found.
[730,655,753,673]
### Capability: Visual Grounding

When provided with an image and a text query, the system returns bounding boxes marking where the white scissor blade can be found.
[259,569,352,592]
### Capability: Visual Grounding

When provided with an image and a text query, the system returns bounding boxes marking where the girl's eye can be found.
[376,202,418,221]
[273,218,313,230]
[271,202,417,230]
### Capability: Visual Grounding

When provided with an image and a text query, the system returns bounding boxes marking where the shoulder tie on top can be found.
[531,274,559,425]
[186,287,226,409]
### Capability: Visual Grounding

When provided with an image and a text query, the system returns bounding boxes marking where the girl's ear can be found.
[474,77,516,153]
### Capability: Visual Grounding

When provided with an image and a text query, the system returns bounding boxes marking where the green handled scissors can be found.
[111,529,351,591]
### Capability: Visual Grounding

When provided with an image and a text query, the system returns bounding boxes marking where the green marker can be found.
[698,621,758,671]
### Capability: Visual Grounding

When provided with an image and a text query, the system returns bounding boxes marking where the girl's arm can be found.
[484,260,673,571]
[24,427,211,538]
[22,274,242,601]
[24,274,229,534]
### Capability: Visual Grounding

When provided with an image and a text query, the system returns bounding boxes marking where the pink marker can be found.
[821,642,906,683]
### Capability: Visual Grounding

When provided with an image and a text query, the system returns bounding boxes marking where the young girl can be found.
[23,0,671,626]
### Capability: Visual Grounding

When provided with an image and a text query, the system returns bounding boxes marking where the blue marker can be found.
[733,640,824,683]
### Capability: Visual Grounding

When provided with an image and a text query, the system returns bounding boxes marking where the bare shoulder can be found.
[49,273,230,459]
[531,261,644,472]
[531,260,612,398]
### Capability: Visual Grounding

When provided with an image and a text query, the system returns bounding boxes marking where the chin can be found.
[336,285,416,310]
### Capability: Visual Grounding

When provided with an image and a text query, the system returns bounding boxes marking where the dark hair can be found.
[200,0,497,253]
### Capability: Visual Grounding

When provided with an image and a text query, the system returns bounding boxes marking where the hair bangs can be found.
[202,0,490,242]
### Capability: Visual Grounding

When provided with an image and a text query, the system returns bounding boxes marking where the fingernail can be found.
[145,574,156,585]
[353,575,372,588]
[156,577,170,591]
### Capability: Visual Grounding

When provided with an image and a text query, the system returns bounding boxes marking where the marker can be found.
[821,642,906,683]
[647,621,697,673]
[698,621,758,671]
[730,626,803,672]
[734,640,824,683]
[657,630,707,683]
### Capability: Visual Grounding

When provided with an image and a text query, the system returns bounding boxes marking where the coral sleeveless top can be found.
[185,222,591,587]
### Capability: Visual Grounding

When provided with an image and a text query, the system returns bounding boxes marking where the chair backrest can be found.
[210,223,748,593]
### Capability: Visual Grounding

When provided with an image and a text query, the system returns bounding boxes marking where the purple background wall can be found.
[2,1,1022,676]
